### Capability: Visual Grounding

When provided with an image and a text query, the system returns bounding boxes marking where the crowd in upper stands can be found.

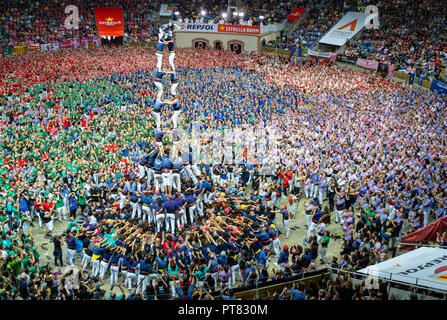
[284,0,446,79]
[171,0,296,26]
[0,0,162,45]
[0,0,293,47]
[343,0,446,80]
[1,0,445,80]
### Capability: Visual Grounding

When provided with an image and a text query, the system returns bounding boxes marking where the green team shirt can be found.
[55,196,65,209]
[362,206,375,227]
[321,235,330,247]
[78,194,87,206]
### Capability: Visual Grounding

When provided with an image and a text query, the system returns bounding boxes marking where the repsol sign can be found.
[179,23,217,32]
[396,255,447,276]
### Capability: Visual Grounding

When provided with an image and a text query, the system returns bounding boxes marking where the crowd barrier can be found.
[125,41,156,48]
[210,268,329,300]
[1,39,101,56]
[335,54,446,94]
[328,267,447,298]
[335,54,395,78]
[394,71,433,89]
[260,46,292,56]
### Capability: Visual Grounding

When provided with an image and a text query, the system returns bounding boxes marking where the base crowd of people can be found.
[0,45,446,300]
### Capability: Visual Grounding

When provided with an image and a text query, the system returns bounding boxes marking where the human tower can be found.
[153,22,182,132]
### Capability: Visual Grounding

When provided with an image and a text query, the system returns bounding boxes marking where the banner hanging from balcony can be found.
[94,7,124,37]
[287,8,305,21]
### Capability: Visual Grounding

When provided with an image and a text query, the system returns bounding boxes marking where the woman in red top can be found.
[34,197,43,229]
[62,115,71,132]
[286,169,294,194]
[80,116,87,131]
[42,198,55,238]
[282,176,289,197]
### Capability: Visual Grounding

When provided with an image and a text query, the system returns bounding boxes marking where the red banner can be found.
[28,43,40,51]
[356,58,379,70]
[94,7,124,36]
[400,216,447,251]
[217,24,260,34]
[60,41,73,48]
[287,8,305,21]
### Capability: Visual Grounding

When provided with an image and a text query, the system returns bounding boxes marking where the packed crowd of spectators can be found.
[285,0,358,51]
[284,0,446,80]
[0,0,297,46]
[2,0,445,80]
[171,0,296,26]
[0,45,446,300]
[343,0,446,80]
[0,0,163,46]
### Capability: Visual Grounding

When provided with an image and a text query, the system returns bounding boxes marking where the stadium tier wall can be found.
[173,31,280,52]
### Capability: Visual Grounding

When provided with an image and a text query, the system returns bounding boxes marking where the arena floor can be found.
[31,195,344,295]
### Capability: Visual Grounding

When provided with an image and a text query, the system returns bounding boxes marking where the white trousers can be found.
[177,209,187,228]
[154,173,163,191]
[171,172,181,192]
[183,165,198,184]
[196,198,204,216]
[304,186,310,199]
[91,259,101,278]
[145,167,155,185]
[205,191,216,204]
[154,81,163,101]
[66,248,75,266]
[320,246,328,263]
[81,252,92,270]
[230,264,242,288]
[319,190,326,205]
[307,221,317,240]
[162,171,172,188]
[169,279,180,298]
[155,53,163,72]
[335,210,343,223]
[165,213,176,234]
[283,219,290,238]
[119,193,127,209]
[138,164,146,179]
[272,238,281,258]
[100,260,110,279]
[56,207,68,222]
[188,205,196,224]
[211,173,221,186]
[110,265,120,286]
[126,272,137,290]
[310,184,317,198]
[130,202,142,219]
[168,52,175,71]
[191,164,201,177]
[142,205,154,223]
[423,209,430,227]
[136,274,157,295]
[156,214,166,232]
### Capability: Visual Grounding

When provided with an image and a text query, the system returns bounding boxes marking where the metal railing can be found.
[328,267,447,297]
[396,241,447,256]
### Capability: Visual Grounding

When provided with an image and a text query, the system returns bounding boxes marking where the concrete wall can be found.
[174,31,280,52]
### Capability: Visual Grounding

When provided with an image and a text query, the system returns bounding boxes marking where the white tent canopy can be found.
[358,247,447,291]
